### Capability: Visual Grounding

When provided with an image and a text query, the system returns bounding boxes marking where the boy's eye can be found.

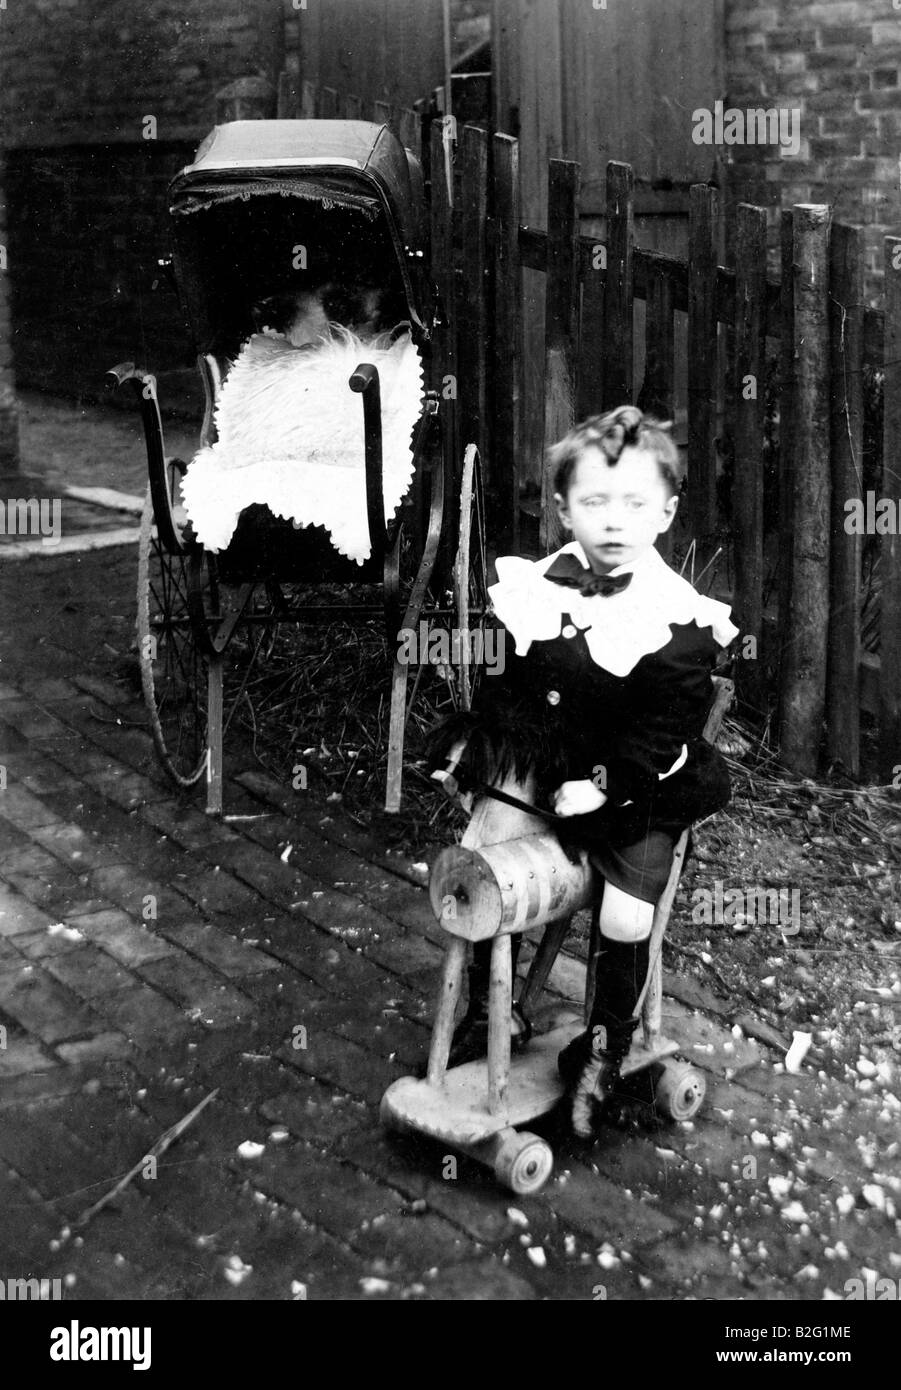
[628,499,646,511]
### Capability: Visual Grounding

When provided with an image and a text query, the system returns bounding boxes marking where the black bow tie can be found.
[544,553,633,598]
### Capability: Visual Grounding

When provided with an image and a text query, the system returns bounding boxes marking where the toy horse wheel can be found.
[493,1131,554,1196]
[653,1058,706,1121]
[453,443,489,711]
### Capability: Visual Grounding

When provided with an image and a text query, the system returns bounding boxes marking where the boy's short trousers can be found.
[587,829,677,906]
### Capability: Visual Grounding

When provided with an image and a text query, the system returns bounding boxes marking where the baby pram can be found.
[108,119,487,813]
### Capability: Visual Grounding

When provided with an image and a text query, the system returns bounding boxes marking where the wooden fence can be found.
[290,85,899,786]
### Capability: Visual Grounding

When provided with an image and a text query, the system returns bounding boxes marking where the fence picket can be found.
[688,184,718,541]
[827,223,864,775]
[430,119,458,577]
[577,235,605,419]
[492,134,522,550]
[541,159,580,554]
[778,210,795,693]
[781,206,831,775]
[733,204,767,711]
[603,162,633,409]
[461,126,490,494]
[880,237,901,780]
[319,87,339,118]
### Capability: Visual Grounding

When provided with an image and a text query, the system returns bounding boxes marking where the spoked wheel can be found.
[136,467,285,807]
[137,464,209,787]
[453,443,490,711]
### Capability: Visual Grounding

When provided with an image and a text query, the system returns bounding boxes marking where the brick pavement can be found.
[0,547,899,1302]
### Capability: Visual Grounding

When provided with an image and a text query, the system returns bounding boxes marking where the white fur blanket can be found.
[180,327,423,564]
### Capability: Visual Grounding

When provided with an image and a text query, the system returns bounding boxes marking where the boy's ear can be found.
[553,491,571,524]
[658,495,679,534]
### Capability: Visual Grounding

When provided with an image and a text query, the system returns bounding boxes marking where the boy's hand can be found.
[551,780,607,817]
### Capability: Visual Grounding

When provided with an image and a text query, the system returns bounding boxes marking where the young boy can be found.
[427,406,738,1137]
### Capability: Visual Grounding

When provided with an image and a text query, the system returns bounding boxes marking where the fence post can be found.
[780,205,831,775]
[603,162,633,409]
[541,159,580,554]
[492,134,522,552]
[688,184,719,542]
[827,223,863,776]
[431,118,458,579]
[880,236,901,782]
[733,204,767,713]
[641,262,676,562]
[778,210,795,695]
[461,126,490,494]
[578,232,605,420]
[641,263,675,421]
[0,152,19,472]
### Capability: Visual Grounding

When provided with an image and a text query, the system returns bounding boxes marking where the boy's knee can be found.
[598,883,654,942]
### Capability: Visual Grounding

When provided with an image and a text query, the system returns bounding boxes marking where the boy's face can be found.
[554,444,678,574]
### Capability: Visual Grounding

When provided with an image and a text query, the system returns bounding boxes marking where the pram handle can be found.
[349,362,387,568]
[106,361,183,557]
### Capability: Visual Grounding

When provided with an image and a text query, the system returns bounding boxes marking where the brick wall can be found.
[0,0,298,404]
[724,0,901,301]
[0,153,19,466]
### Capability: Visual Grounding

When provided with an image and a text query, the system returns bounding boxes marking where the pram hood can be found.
[168,120,431,347]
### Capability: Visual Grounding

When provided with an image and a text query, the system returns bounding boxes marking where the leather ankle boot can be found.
[560,934,650,1137]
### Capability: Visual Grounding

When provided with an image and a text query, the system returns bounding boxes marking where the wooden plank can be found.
[778,211,795,694]
[541,159,580,553]
[461,126,490,494]
[880,236,901,780]
[399,107,420,153]
[430,119,458,580]
[577,233,605,419]
[603,161,633,408]
[492,0,522,138]
[276,72,297,120]
[732,204,767,713]
[687,184,719,540]
[641,260,676,564]
[557,0,724,189]
[374,100,395,130]
[640,261,675,419]
[780,205,831,776]
[300,81,317,119]
[492,134,523,552]
[826,223,864,775]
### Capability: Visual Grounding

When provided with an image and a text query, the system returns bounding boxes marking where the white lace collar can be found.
[489,540,739,677]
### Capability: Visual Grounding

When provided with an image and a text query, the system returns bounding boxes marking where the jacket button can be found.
[546,689,561,706]
[561,624,577,639]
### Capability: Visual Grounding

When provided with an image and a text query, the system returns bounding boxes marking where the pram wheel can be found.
[137,477,285,798]
[137,475,209,787]
[652,1057,706,1121]
[492,1130,554,1196]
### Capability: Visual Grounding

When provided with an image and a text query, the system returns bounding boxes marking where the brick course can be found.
[725,0,901,301]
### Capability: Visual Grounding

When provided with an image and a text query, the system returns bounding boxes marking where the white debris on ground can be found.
[47,922,84,941]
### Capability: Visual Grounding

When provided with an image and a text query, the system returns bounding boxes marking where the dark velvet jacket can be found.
[427,546,736,848]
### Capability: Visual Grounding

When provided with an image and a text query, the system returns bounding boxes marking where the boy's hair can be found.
[549,405,684,498]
